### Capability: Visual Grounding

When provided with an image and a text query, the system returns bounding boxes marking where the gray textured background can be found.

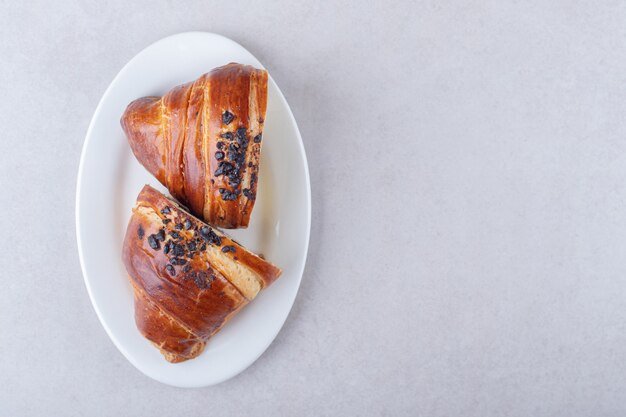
[2,1,626,416]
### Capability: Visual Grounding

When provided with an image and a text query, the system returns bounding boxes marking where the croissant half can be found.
[121,63,269,229]
[122,185,281,363]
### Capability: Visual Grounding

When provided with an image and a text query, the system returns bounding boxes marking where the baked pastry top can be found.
[122,185,281,362]
[121,63,268,229]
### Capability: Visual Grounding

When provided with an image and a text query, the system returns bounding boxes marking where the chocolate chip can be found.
[155,229,165,241]
[147,235,160,250]
[222,111,234,125]
[172,243,185,257]
[236,127,247,142]
[248,162,253,168]
[137,226,144,239]
[187,241,196,252]
[215,151,225,160]
[221,189,240,201]
[254,134,262,143]
[201,271,216,289]
[163,240,171,254]
[200,243,207,251]
[163,219,171,224]
[243,188,255,200]
[183,264,191,273]
[193,270,210,288]
[214,161,234,177]
[199,226,222,246]
[195,276,209,289]
[217,141,225,149]
[166,264,176,276]
[237,134,248,148]
[184,219,193,230]
[171,258,187,265]
[161,206,171,215]
[221,245,236,253]
[220,132,233,140]
[170,231,181,240]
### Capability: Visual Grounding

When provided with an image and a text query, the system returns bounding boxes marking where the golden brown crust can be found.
[133,284,205,362]
[121,63,269,228]
[122,185,281,362]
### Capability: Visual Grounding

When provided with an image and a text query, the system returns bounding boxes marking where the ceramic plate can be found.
[76,32,310,387]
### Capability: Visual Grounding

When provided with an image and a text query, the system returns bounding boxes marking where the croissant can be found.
[122,185,281,363]
[121,63,268,229]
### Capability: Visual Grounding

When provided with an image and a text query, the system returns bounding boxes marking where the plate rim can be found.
[75,31,311,387]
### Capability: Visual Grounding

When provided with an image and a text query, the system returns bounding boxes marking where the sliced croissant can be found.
[121,63,268,229]
[122,185,281,363]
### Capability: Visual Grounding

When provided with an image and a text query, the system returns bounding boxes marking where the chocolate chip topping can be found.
[228,142,240,154]
[137,225,144,239]
[187,270,214,289]
[153,206,228,289]
[242,188,255,200]
[221,190,239,201]
[222,111,234,125]
[171,258,187,266]
[172,243,185,257]
[147,235,160,250]
[199,226,222,246]
[212,127,251,201]
[236,127,247,142]
[220,132,233,141]
[155,229,165,242]
[214,161,234,177]
[254,134,262,143]
[221,245,236,253]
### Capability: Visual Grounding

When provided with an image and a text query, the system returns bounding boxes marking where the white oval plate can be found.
[76,32,311,387]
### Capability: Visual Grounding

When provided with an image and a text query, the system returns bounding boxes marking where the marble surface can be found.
[3,1,626,416]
